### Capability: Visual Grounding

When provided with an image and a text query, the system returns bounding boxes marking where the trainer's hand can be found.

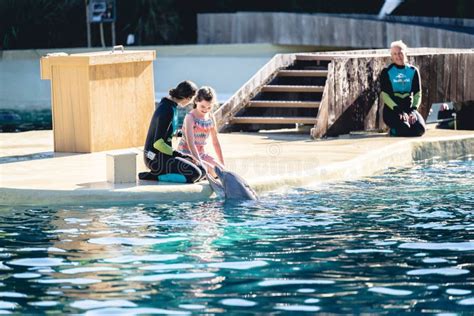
[408,113,418,125]
[399,112,409,122]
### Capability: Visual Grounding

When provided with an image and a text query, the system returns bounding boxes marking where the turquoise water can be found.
[0,159,473,314]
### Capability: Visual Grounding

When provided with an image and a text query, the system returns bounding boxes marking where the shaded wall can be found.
[0,44,320,111]
[198,13,474,48]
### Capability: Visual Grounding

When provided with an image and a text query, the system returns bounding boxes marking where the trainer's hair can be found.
[193,86,217,109]
[169,81,198,100]
[390,40,408,64]
[390,40,408,52]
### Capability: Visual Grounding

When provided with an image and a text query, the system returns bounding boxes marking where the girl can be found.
[178,86,225,177]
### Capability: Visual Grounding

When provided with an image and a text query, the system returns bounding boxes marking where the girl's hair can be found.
[193,86,217,109]
[169,81,198,100]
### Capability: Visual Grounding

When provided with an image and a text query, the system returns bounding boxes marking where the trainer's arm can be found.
[152,108,174,156]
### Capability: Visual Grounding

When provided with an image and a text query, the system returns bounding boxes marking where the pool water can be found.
[0,158,473,314]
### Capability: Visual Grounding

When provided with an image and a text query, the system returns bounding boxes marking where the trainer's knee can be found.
[411,120,426,137]
[185,167,203,183]
[413,126,425,137]
[175,157,203,183]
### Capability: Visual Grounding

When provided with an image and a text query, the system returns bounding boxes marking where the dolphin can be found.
[209,166,258,201]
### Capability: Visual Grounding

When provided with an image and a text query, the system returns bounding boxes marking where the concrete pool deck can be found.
[1,128,473,206]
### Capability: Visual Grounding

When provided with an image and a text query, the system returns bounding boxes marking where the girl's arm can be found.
[211,115,225,166]
[183,114,202,164]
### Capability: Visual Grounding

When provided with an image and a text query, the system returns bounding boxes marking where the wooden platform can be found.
[277,70,328,77]
[230,116,317,124]
[248,101,320,108]
[261,85,325,93]
[295,54,335,61]
[217,53,328,132]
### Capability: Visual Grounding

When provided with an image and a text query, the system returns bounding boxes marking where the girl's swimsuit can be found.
[178,112,216,164]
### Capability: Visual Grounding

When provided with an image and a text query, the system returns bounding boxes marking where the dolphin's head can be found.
[215,167,258,201]
[214,165,226,181]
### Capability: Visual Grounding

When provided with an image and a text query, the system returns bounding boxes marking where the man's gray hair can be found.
[390,40,408,51]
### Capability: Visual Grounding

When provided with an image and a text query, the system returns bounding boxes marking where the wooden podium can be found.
[40,47,156,153]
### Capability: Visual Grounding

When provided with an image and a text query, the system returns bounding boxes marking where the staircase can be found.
[224,55,332,132]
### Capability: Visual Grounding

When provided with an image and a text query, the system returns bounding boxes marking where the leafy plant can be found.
[118,0,182,45]
[0,0,85,49]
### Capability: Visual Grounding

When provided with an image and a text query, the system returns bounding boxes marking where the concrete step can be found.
[230,116,317,124]
[277,70,328,77]
[295,54,334,61]
[248,100,320,108]
[261,85,324,93]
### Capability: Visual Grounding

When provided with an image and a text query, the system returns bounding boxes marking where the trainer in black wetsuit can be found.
[139,81,204,183]
[381,41,426,137]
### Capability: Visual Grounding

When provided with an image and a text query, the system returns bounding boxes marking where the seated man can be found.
[437,103,455,129]
[380,40,426,137]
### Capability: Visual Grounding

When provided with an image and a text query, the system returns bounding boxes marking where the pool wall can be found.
[1,130,472,206]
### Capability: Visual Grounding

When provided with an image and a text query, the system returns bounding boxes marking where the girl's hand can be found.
[191,156,201,165]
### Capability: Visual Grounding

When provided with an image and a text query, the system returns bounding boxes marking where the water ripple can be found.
[368,287,412,296]
[399,242,474,251]
[70,299,137,310]
[88,237,186,246]
[103,255,180,263]
[7,258,65,267]
[125,272,216,282]
[258,279,335,286]
[220,299,257,307]
[406,267,470,276]
[207,261,268,270]
[274,304,321,312]
[83,307,191,315]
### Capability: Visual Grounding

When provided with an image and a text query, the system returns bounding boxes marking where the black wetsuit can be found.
[140,97,204,183]
[380,63,426,137]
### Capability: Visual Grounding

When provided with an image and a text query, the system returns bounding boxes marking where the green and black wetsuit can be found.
[380,63,426,137]
[141,97,204,183]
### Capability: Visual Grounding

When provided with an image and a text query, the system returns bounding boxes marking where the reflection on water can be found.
[0,106,189,133]
[0,158,473,314]
[0,109,52,132]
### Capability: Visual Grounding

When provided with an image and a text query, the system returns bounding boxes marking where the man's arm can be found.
[410,67,422,111]
[380,68,399,112]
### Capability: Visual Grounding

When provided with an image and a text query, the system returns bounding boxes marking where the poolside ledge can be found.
[1,128,473,206]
